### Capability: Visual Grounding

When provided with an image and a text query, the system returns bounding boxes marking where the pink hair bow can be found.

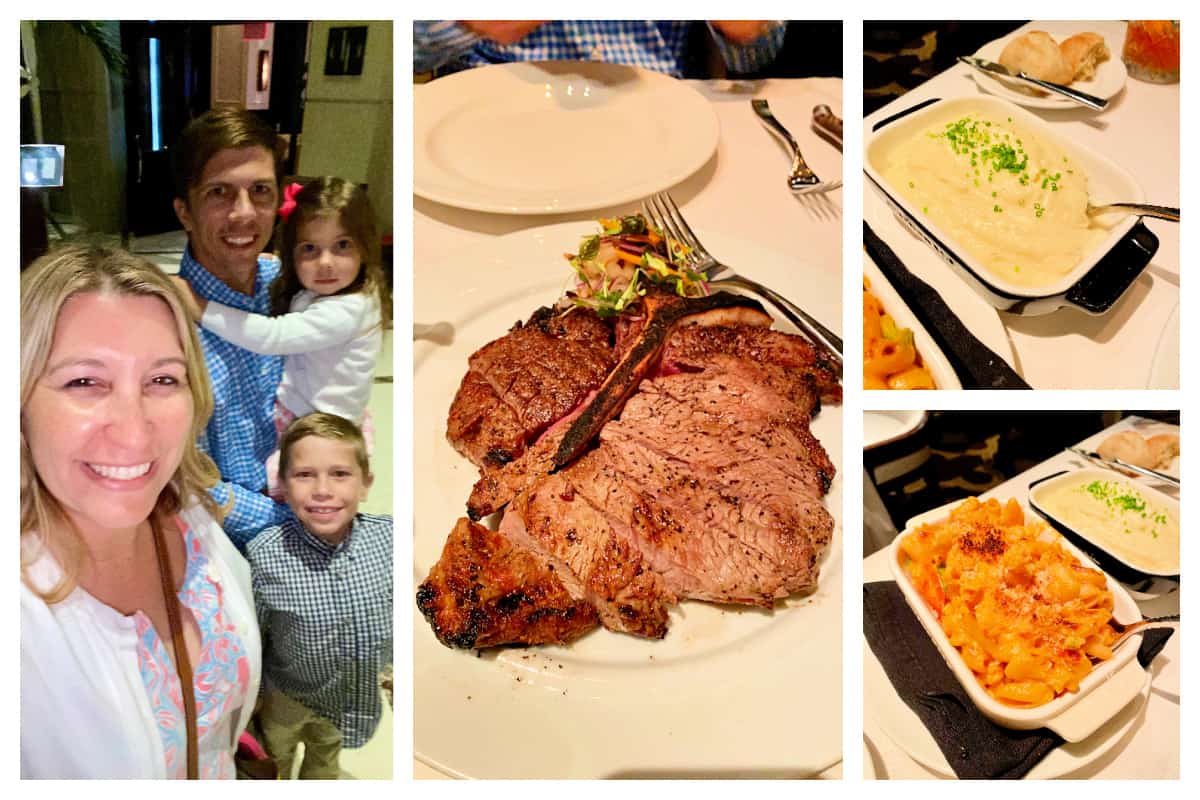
[278,182,304,222]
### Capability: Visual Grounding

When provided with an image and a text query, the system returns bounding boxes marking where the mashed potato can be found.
[880,111,1111,288]
[1038,475,1179,574]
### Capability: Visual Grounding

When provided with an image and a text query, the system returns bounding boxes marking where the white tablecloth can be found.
[863,21,1179,389]
[414,75,843,780]
[863,415,1180,779]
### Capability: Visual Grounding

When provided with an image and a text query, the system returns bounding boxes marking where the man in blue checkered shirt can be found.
[415,20,786,78]
[247,413,393,779]
[171,108,291,547]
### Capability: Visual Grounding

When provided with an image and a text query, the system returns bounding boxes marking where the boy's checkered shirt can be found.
[247,513,393,748]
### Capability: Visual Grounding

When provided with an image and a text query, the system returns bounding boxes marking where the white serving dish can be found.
[888,499,1145,742]
[863,252,961,390]
[865,94,1151,316]
[1028,468,1180,581]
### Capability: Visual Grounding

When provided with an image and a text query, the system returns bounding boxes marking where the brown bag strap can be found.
[150,516,199,780]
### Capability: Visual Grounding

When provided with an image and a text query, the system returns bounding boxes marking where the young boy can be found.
[246,412,393,779]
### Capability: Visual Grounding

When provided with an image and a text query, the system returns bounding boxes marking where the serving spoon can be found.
[1086,201,1179,222]
[1103,613,1179,658]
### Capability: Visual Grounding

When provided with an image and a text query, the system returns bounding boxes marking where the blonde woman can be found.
[20,245,261,779]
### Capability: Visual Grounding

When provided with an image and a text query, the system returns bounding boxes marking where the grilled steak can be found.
[445,306,613,470]
[661,321,842,406]
[417,518,599,649]
[466,292,778,520]
[500,474,675,638]
[423,291,840,648]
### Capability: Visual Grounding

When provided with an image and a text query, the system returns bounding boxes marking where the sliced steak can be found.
[416,518,598,649]
[466,293,776,519]
[566,368,833,606]
[446,306,613,470]
[553,291,770,469]
[661,321,842,406]
[500,470,675,639]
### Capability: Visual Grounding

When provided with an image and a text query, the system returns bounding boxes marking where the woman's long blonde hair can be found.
[20,245,223,603]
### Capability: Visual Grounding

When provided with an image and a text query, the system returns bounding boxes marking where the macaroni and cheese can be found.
[898,497,1118,707]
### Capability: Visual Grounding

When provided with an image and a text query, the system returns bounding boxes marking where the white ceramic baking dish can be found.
[863,252,961,390]
[865,95,1157,316]
[1029,468,1180,583]
[888,498,1146,742]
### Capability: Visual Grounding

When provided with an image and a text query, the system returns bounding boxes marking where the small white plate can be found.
[863,253,961,390]
[970,22,1128,111]
[414,61,719,215]
[415,221,842,778]
[864,411,928,451]
[864,637,1151,779]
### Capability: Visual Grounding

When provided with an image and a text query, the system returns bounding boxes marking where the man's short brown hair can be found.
[171,107,283,201]
[278,412,371,480]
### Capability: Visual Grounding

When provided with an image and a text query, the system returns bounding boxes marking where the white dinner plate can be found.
[1147,301,1179,389]
[863,181,1016,366]
[414,61,719,214]
[969,21,1128,111]
[414,221,843,778]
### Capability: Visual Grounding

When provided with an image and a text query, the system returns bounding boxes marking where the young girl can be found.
[176,176,389,488]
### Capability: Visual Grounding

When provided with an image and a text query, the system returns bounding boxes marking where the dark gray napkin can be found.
[864,580,1172,779]
[863,222,1031,389]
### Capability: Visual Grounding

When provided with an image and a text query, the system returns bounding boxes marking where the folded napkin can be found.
[863,222,1031,390]
[864,580,1173,779]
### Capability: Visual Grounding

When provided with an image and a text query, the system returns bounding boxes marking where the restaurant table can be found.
[413,74,843,780]
[863,415,1180,779]
[862,20,1180,389]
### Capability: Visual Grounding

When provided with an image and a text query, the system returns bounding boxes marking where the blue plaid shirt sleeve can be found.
[414,20,480,73]
[210,481,292,551]
[414,20,784,78]
[180,248,286,550]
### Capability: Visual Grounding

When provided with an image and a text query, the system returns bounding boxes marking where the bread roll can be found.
[1146,434,1180,469]
[1060,32,1110,81]
[1097,431,1153,467]
[998,31,1074,84]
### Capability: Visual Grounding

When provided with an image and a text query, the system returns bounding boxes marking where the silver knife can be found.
[811,104,843,150]
[1066,447,1180,487]
[957,55,1108,111]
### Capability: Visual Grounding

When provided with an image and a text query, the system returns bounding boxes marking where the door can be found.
[121,21,212,237]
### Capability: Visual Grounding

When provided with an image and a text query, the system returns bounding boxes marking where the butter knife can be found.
[811,104,843,150]
[957,55,1108,111]
[1066,447,1181,487]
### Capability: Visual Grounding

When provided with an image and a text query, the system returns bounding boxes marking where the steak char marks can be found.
[417,518,599,648]
[446,306,613,471]
[423,290,839,648]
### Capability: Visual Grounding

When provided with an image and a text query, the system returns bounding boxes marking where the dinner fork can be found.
[641,192,843,373]
[751,99,841,194]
